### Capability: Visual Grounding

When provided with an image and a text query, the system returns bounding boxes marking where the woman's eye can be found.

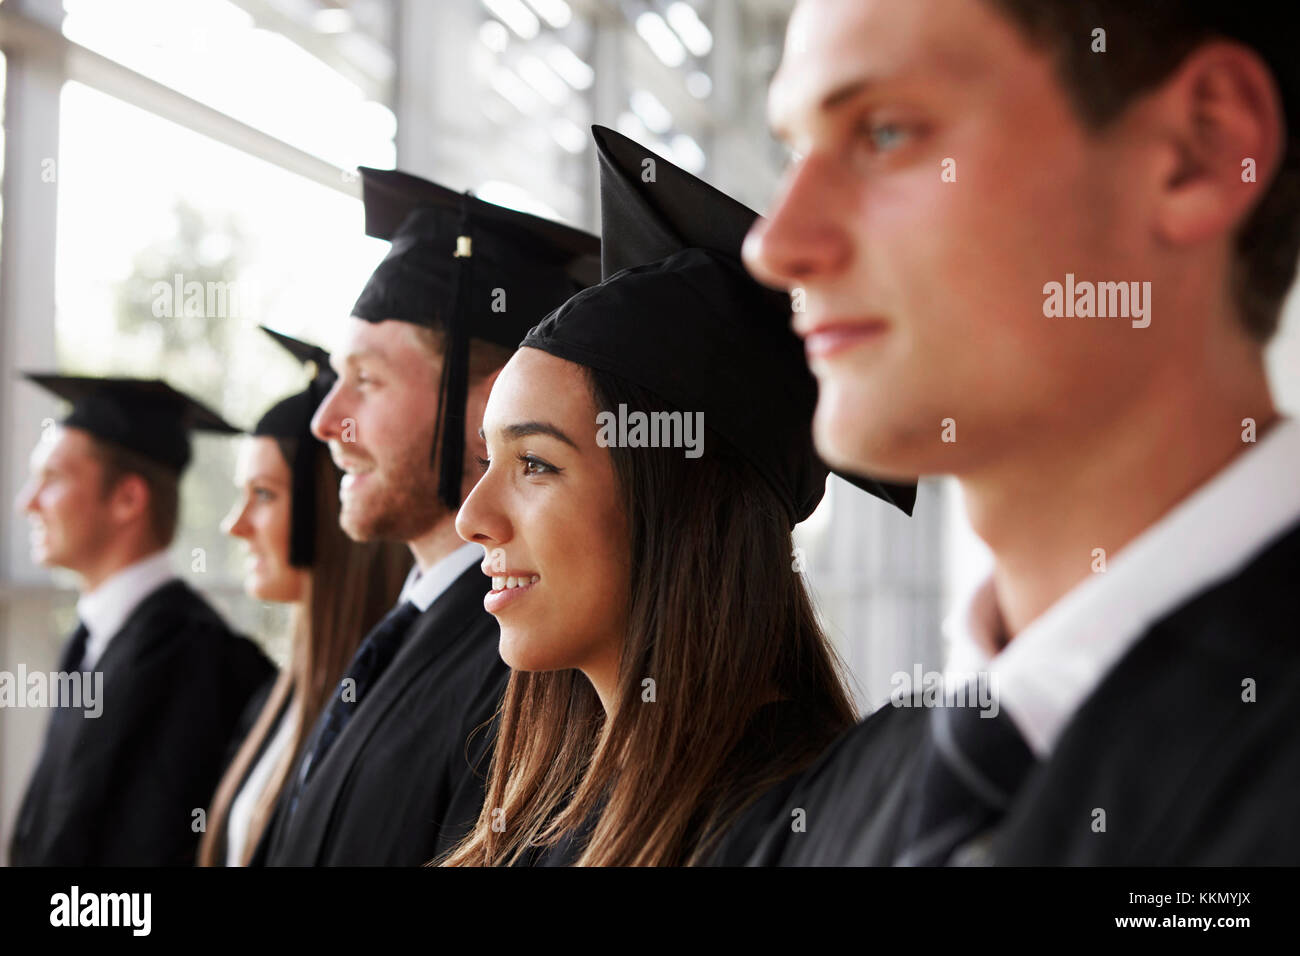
[518,453,557,477]
[253,487,276,503]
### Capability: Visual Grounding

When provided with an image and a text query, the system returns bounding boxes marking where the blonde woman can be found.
[198,329,409,866]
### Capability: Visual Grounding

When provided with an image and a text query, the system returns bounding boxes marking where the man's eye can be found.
[862,121,908,152]
[474,455,490,473]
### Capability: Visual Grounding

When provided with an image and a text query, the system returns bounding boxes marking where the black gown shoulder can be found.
[524,697,849,866]
[703,696,876,866]
[10,578,274,866]
[262,565,509,866]
[746,517,1300,865]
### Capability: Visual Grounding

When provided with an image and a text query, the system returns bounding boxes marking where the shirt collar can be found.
[944,417,1300,759]
[399,542,483,612]
[77,549,177,669]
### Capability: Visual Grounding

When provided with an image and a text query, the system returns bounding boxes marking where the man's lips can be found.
[338,463,375,497]
[794,317,890,359]
[330,443,375,475]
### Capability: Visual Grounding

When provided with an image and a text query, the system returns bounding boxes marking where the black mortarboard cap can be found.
[522,126,916,525]
[351,167,601,511]
[22,374,239,474]
[253,327,336,567]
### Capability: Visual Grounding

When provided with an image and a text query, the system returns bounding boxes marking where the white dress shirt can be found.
[944,417,1300,759]
[398,542,484,613]
[76,549,177,670]
[226,707,295,866]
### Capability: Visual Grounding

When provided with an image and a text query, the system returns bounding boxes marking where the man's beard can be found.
[339,442,445,543]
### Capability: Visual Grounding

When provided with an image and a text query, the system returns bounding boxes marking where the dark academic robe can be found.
[9,580,273,866]
[261,564,508,866]
[741,520,1300,865]
[524,698,843,867]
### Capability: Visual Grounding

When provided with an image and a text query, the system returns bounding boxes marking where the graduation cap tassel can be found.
[432,195,475,511]
[287,372,331,568]
[288,434,317,566]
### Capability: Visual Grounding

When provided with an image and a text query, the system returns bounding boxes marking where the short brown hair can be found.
[986,0,1300,342]
[410,324,515,382]
[88,436,181,547]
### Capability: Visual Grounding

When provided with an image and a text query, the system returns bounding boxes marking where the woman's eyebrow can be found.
[480,421,579,450]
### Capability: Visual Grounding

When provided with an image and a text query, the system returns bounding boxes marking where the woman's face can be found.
[223,436,306,603]
[457,349,629,693]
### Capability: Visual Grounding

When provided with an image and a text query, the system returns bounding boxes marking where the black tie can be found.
[286,601,421,816]
[893,703,1037,866]
[58,621,90,674]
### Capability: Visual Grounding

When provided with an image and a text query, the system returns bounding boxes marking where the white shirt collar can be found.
[944,417,1300,759]
[398,542,483,613]
[77,549,177,670]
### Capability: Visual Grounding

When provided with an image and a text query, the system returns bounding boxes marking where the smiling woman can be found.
[463,349,629,696]
[441,126,914,868]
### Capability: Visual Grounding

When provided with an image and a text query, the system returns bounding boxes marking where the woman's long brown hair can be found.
[441,367,857,866]
[198,440,411,866]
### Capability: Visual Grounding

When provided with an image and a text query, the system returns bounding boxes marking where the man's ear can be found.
[461,364,506,459]
[480,365,505,394]
[1150,40,1285,246]
[107,472,151,530]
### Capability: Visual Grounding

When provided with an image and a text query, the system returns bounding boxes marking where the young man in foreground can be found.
[742,0,1300,864]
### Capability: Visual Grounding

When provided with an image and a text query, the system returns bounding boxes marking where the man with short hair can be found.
[10,376,273,865]
[259,168,599,865]
[741,0,1300,864]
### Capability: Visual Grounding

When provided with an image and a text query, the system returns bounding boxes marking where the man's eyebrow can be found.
[772,76,877,141]
[822,77,876,113]
[333,349,389,373]
[486,421,580,450]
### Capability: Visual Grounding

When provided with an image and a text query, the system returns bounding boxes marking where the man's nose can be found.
[743,153,853,289]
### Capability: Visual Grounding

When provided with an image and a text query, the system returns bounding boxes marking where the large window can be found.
[55,81,392,642]
[62,0,396,171]
[2,0,399,650]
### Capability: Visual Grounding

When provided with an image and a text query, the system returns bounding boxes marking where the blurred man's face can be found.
[744,0,1165,480]
[17,427,116,573]
[311,317,444,543]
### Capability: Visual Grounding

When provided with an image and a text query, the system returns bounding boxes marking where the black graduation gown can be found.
[523,699,841,867]
[740,518,1300,865]
[261,563,508,866]
[9,579,274,866]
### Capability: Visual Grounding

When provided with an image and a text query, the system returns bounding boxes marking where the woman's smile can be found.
[483,573,540,614]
